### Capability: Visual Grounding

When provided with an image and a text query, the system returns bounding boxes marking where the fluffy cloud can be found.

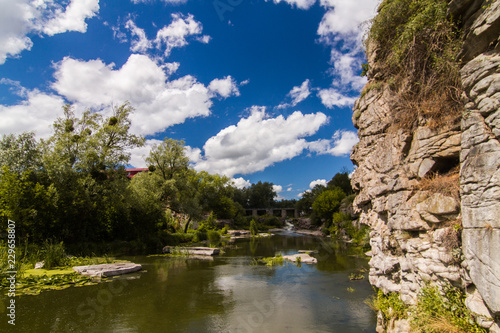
[40,0,100,36]
[277,79,311,109]
[0,0,99,65]
[0,0,34,65]
[317,88,357,108]
[125,19,152,53]
[309,179,327,188]
[51,54,231,136]
[308,130,359,156]
[268,0,317,10]
[318,0,378,41]
[315,0,378,108]
[297,178,327,197]
[155,13,208,57]
[0,88,65,138]
[231,177,251,189]
[193,106,329,177]
[123,14,209,57]
[328,49,368,91]
[273,184,283,193]
[208,76,240,98]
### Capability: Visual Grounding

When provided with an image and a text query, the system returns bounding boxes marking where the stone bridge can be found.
[245,208,298,218]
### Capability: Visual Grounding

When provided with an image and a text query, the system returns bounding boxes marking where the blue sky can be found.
[0,0,379,199]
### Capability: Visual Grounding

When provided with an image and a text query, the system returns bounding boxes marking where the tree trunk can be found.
[184,217,192,233]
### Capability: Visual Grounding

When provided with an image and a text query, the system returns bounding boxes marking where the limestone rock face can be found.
[461,52,500,316]
[352,82,463,306]
[353,0,500,330]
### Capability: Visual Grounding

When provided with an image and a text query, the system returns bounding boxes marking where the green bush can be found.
[198,212,218,232]
[207,230,221,245]
[411,284,486,333]
[250,219,258,236]
[164,232,195,245]
[42,240,66,269]
[368,289,409,321]
[193,231,207,243]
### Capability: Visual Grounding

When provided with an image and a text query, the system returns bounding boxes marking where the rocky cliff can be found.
[351,0,500,331]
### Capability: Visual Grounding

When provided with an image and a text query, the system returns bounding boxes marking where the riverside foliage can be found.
[0,103,243,253]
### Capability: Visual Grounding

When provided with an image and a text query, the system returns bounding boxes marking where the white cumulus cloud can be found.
[125,19,152,53]
[0,0,34,65]
[0,0,99,65]
[317,88,357,108]
[51,54,215,136]
[155,13,207,57]
[193,106,329,177]
[208,76,240,98]
[308,130,359,156]
[0,88,65,138]
[278,79,311,109]
[273,184,283,193]
[309,179,327,188]
[316,0,378,108]
[122,14,209,57]
[231,177,251,189]
[318,0,378,41]
[40,0,100,36]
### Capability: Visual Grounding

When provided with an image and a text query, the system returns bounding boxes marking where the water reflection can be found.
[1,234,376,333]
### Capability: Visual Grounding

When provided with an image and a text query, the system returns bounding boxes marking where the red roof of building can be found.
[125,168,149,178]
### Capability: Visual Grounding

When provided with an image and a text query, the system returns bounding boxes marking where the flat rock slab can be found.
[73,263,142,278]
[162,246,220,256]
[283,253,318,264]
[294,229,324,237]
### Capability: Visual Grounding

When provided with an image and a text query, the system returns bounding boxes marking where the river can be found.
[1,232,376,332]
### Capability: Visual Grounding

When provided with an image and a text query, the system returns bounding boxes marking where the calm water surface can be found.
[2,232,376,332]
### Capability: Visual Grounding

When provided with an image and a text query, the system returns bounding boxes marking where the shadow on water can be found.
[1,233,376,333]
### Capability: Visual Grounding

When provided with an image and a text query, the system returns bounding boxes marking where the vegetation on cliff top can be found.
[364,0,463,130]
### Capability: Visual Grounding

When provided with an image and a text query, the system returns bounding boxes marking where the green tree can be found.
[39,103,146,243]
[128,171,168,238]
[143,138,202,232]
[0,132,42,173]
[312,187,346,224]
[247,181,276,208]
[146,138,189,181]
[297,184,326,216]
[44,103,144,175]
[0,167,57,242]
[327,171,353,195]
